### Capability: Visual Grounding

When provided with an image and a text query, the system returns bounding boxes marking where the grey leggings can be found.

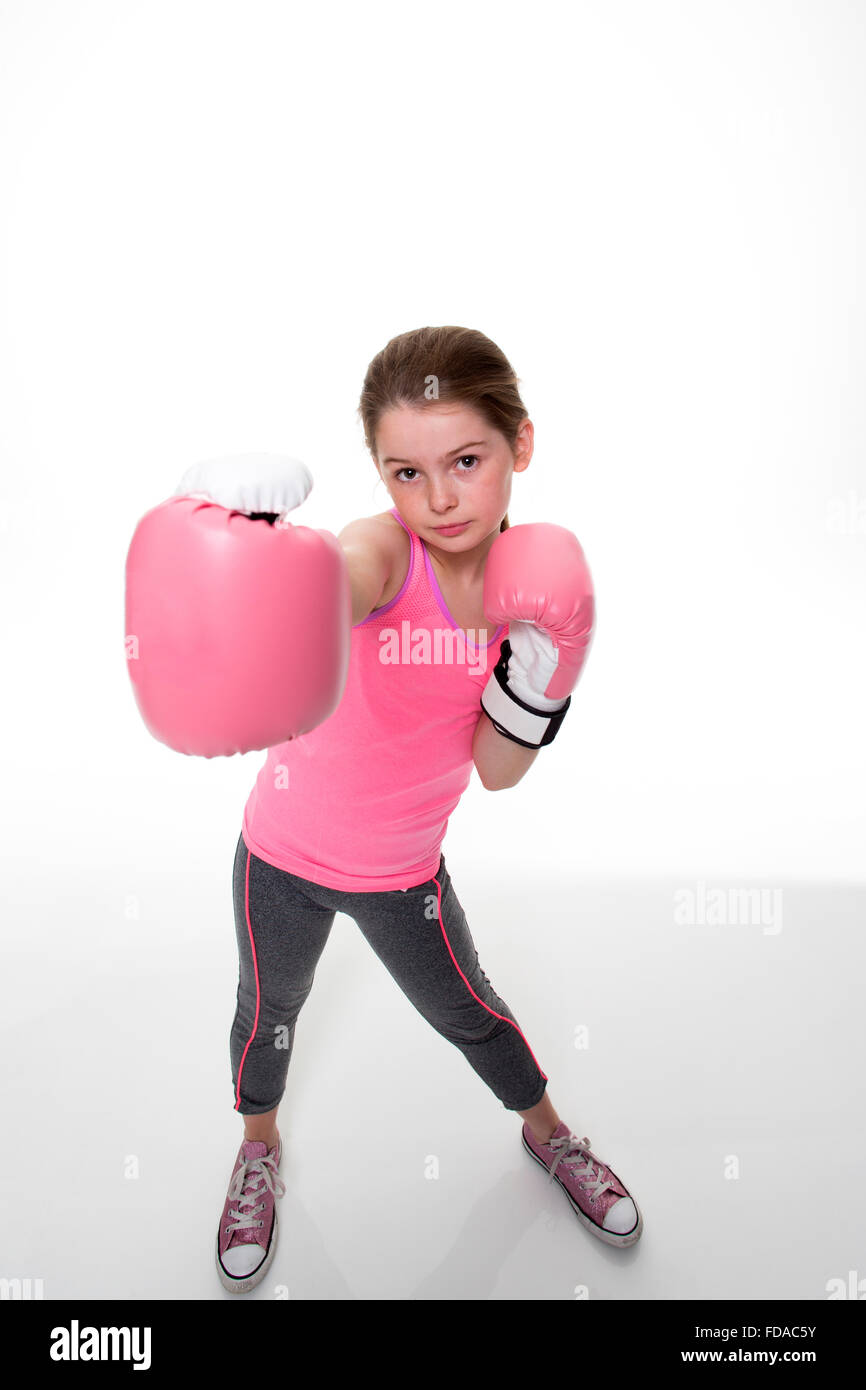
[230,832,549,1115]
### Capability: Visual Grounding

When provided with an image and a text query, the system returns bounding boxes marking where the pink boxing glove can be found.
[125,454,352,757]
[480,522,595,749]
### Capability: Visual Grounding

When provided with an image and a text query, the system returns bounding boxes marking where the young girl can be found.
[216,326,643,1293]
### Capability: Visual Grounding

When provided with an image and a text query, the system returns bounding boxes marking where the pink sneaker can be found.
[522,1121,643,1247]
[216,1132,287,1293]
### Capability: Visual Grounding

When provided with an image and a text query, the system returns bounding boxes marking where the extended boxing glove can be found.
[480,523,595,749]
[125,454,352,757]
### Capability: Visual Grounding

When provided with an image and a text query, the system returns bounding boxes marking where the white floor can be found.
[3,863,862,1301]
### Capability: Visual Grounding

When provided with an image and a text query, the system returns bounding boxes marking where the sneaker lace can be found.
[546,1133,614,1204]
[226,1152,287,1235]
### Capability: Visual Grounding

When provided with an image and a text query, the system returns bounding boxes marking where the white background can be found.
[1,0,863,1304]
[0,0,863,882]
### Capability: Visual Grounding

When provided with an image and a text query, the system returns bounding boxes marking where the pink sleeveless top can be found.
[241,509,508,891]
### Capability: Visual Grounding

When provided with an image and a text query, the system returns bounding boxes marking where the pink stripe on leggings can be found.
[433,871,548,1082]
[234,848,262,1111]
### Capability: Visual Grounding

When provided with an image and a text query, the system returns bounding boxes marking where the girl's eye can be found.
[395,456,479,483]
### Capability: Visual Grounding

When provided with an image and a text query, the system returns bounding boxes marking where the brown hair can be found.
[357,326,530,532]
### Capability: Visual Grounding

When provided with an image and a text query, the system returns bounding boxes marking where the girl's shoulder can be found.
[339,509,410,555]
[336,511,412,615]
[370,510,411,609]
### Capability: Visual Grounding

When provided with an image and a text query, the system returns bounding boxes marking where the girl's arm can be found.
[472,708,540,790]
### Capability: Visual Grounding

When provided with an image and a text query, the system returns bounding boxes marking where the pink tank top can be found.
[241,509,508,891]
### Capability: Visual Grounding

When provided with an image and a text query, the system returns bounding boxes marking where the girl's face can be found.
[374,403,532,551]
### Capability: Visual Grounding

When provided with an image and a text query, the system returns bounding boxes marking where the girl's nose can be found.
[430,486,458,511]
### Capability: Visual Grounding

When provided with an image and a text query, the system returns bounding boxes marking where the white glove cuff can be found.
[504,669,569,712]
[505,619,568,710]
[175,454,312,522]
[479,639,572,749]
